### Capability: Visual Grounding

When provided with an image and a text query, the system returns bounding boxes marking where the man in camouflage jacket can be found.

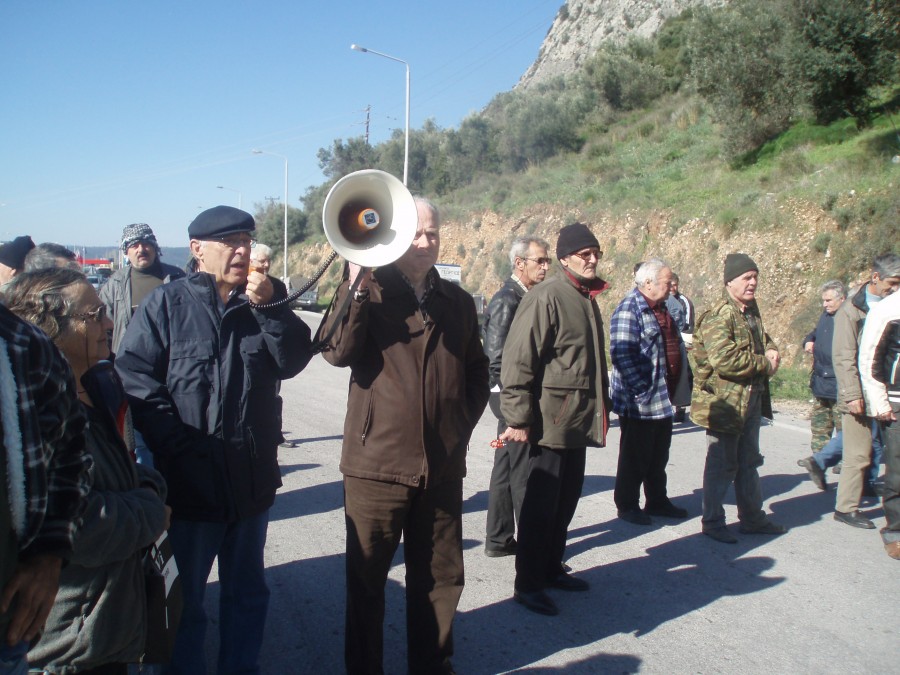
[690,253,786,544]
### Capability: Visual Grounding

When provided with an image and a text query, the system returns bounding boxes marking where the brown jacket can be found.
[832,284,870,412]
[319,265,489,488]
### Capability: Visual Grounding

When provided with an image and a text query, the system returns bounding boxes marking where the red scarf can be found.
[562,269,609,299]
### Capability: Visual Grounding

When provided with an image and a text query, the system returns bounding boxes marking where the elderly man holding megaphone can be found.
[316,178,489,675]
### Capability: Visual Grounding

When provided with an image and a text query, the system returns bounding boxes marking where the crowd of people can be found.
[0,207,897,674]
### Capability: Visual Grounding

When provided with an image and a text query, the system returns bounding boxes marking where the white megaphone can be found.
[322,169,418,268]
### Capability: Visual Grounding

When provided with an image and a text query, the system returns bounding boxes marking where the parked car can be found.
[85,274,104,290]
[288,276,319,310]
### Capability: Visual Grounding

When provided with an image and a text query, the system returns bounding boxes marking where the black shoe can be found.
[673,408,686,423]
[618,508,652,525]
[514,589,559,616]
[833,510,875,529]
[703,527,738,544]
[797,456,827,491]
[547,572,589,592]
[484,541,517,558]
[739,520,787,535]
[862,483,887,498]
[644,502,689,519]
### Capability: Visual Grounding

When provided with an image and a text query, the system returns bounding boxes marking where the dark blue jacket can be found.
[115,272,313,522]
[805,310,838,400]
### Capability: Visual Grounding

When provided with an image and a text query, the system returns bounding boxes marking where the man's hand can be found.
[246,271,274,305]
[765,349,781,376]
[499,426,529,443]
[1,554,62,646]
[874,410,896,423]
[803,341,815,354]
[848,398,866,416]
[348,263,372,292]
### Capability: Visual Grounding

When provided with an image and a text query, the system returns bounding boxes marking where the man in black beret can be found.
[0,236,35,286]
[691,253,786,543]
[499,222,611,616]
[115,205,314,672]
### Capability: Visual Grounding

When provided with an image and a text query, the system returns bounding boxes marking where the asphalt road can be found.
[200,311,897,674]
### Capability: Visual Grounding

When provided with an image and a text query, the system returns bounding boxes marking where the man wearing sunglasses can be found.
[499,222,611,616]
[482,236,551,558]
[115,206,314,673]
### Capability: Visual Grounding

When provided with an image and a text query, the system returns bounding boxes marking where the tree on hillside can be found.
[252,201,309,255]
[688,1,799,157]
[787,0,896,126]
[318,136,379,180]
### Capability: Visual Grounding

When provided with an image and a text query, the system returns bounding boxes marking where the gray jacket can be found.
[99,262,185,352]
[28,405,168,671]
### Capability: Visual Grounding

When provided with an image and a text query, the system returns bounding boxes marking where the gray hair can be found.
[873,253,900,280]
[820,279,846,299]
[2,267,87,341]
[634,258,669,287]
[413,196,440,227]
[252,243,273,259]
[508,236,551,267]
[23,242,80,272]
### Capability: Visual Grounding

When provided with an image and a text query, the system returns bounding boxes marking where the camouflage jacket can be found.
[689,292,777,434]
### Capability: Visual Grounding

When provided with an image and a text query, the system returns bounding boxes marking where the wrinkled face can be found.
[396,203,440,280]
[250,250,270,274]
[669,278,679,295]
[871,272,900,298]
[515,242,550,289]
[642,266,673,304]
[560,247,601,280]
[55,281,113,375]
[126,240,157,270]
[726,270,759,306]
[191,232,255,292]
[822,290,844,315]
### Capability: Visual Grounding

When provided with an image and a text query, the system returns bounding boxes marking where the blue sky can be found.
[0,1,561,247]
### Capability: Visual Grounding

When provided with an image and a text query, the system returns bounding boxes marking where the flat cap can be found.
[188,206,255,239]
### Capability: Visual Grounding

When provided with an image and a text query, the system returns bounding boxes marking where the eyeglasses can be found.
[70,305,107,324]
[208,234,256,251]
[523,257,552,267]
[569,248,603,262]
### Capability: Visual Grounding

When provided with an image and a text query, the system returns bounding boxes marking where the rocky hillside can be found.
[289,194,865,367]
[518,0,725,89]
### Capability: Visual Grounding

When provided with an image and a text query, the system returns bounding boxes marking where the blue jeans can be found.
[0,641,27,675]
[166,511,270,675]
[813,422,884,485]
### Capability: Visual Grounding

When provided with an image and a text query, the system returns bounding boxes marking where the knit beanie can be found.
[556,223,600,260]
[121,223,159,254]
[0,236,35,269]
[723,253,758,283]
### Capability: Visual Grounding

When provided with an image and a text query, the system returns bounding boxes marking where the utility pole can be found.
[364,104,371,145]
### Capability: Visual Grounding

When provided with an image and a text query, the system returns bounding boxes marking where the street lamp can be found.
[251,149,289,280]
[351,43,410,186]
[216,185,242,209]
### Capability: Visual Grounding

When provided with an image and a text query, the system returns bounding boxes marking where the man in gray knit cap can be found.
[99,223,185,354]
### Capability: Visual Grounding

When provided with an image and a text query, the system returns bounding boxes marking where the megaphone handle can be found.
[312,269,368,354]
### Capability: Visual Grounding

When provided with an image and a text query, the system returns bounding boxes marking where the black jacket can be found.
[482,277,526,391]
[115,272,313,522]
[805,310,838,400]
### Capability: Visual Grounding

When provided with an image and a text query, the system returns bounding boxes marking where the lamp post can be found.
[251,149,289,280]
[350,43,410,186]
[216,185,242,209]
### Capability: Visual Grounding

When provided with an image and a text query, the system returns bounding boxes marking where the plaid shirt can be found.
[0,305,91,557]
[609,287,678,419]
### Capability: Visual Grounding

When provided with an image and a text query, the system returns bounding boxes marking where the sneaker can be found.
[797,456,827,491]
[739,521,787,536]
[703,527,737,544]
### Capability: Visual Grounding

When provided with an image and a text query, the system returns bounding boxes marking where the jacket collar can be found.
[562,268,609,299]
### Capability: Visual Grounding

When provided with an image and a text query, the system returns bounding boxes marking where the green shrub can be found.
[812,233,832,253]
[770,365,811,401]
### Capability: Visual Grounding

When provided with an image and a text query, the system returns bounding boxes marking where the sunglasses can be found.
[70,305,108,324]
[523,257,552,266]
[569,248,603,262]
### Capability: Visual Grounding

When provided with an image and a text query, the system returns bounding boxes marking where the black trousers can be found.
[514,445,586,593]
[613,415,674,512]
[343,476,463,675]
[485,411,530,551]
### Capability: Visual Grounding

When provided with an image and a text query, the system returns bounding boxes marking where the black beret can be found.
[556,223,600,260]
[188,206,255,239]
[723,253,759,283]
[0,235,35,269]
